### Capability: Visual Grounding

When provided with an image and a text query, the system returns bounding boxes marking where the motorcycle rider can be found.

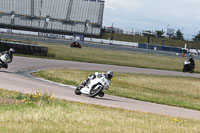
[72,39,79,46]
[73,38,78,44]
[81,70,114,97]
[0,48,14,69]
[70,38,81,48]
[188,55,195,69]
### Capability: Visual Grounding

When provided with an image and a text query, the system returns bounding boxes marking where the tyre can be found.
[98,92,104,97]
[190,69,194,73]
[89,85,103,98]
[75,86,82,95]
[183,68,186,72]
[183,66,187,72]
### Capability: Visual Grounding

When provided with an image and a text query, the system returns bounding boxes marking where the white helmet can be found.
[9,48,14,54]
[106,70,114,80]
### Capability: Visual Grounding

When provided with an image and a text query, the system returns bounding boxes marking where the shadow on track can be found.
[0,70,13,74]
[78,93,133,103]
[91,96,133,104]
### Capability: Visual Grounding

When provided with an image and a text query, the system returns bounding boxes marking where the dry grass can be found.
[0,98,23,104]
[0,89,200,133]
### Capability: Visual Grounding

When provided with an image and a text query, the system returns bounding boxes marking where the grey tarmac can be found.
[1,56,200,120]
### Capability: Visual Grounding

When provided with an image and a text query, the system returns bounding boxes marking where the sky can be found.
[103,0,200,39]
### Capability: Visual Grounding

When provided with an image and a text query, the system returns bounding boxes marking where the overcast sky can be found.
[103,0,200,39]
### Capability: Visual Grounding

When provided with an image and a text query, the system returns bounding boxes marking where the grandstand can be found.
[0,0,105,36]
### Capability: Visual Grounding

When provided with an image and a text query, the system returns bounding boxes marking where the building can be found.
[103,26,123,34]
[0,0,105,36]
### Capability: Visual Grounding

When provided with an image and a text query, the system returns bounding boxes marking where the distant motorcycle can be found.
[183,60,194,73]
[75,74,109,98]
[70,41,82,48]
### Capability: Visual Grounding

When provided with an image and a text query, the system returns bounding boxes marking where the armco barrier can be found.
[138,43,147,49]
[161,46,182,53]
[0,41,48,56]
[138,43,182,53]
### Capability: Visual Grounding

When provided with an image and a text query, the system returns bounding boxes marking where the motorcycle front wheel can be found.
[75,86,82,95]
[89,86,103,98]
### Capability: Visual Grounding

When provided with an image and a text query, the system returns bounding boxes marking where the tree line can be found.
[155,29,200,41]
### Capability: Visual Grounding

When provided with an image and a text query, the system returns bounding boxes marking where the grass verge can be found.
[34,69,200,111]
[0,89,200,132]
[42,43,200,72]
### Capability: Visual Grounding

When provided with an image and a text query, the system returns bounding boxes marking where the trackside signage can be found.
[0,28,71,39]
[38,32,65,39]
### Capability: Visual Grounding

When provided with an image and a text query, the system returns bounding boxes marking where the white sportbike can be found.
[75,74,110,98]
[0,54,10,69]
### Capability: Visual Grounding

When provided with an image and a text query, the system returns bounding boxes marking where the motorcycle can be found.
[183,60,194,73]
[75,74,109,98]
[70,41,82,48]
[0,53,10,69]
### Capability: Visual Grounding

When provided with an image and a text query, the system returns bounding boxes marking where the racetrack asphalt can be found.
[1,56,200,120]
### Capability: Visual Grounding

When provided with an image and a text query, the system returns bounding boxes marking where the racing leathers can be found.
[188,57,195,69]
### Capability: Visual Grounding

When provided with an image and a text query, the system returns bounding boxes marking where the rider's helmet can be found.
[106,70,114,80]
[9,48,14,54]
[188,54,194,61]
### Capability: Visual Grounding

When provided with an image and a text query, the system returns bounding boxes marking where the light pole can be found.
[161,39,164,49]
[44,16,50,29]
[11,11,15,25]
[111,23,114,40]
[132,28,134,42]
[84,20,90,35]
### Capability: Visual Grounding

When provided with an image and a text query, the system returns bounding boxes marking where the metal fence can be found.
[0,0,104,36]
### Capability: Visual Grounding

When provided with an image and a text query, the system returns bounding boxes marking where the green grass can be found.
[0,89,200,132]
[34,69,200,111]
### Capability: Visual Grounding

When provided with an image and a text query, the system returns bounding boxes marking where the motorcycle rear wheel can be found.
[190,70,194,73]
[183,68,186,72]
